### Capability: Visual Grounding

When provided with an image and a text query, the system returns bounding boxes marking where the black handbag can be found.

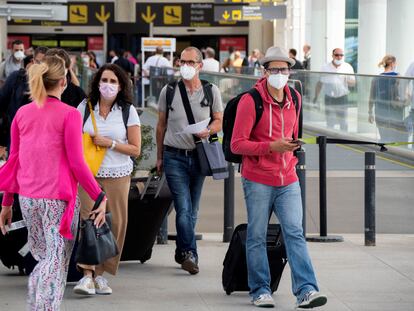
[178,80,228,178]
[75,192,119,266]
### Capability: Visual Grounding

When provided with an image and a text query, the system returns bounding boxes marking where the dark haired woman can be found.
[74,63,141,296]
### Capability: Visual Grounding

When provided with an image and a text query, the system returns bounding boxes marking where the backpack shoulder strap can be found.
[165,81,177,122]
[82,99,90,127]
[122,102,131,130]
[200,79,214,107]
[288,86,302,138]
[247,88,263,127]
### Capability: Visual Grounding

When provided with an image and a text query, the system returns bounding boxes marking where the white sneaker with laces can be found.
[73,276,96,295]
[252,293,275,308]
[94,276,112,295]
[296,291,327,309]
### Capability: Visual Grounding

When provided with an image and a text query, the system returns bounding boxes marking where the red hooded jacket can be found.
[231,77,301,186]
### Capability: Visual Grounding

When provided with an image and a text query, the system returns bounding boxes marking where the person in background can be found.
[25,46,34,57]
[247,49,261,68]
[369,55,406,142]
[74,63,141,296]
[302,44,311,70]
[231,46,327,309]
[313,48,355,131]
[202,47,220,72]
[0,40,25,86]
[0,47,48,152]
[156,46,223,275]
[289,49,304,70]
[46,48,86,108]
[125,51,138,65]
[232,51,244,69]
[0,54,107,311]
[87,51,100,69]
[114,49,134,77]
[109,49,119,64]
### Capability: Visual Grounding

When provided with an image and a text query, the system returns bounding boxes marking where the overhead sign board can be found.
[7,2,113,26]
[136,3,247,27]
[0,4,67,21]
[214,5,286,21]
[141,37,176,52]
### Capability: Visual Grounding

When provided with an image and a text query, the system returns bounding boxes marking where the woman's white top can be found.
[77,100,141,178]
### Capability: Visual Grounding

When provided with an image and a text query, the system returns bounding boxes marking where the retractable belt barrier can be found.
[299,137,413,151]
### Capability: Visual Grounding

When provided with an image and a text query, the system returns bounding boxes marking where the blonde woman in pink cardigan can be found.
[0,55,107,311]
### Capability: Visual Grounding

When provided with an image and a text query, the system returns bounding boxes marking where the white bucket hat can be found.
[260,46,295,67]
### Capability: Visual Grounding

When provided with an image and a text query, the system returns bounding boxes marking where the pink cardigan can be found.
[0,97,102,239]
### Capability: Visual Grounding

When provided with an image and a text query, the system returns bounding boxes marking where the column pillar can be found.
[386,0,414,73]
[115,0,135,22]
[310,0,345,70]
[358,0,387,74]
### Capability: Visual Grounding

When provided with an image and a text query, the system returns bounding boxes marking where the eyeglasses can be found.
[334,54,344,57]
[179,59,200,67]
[265,67,290,75]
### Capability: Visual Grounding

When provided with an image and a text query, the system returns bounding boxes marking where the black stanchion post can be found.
[365,152,376,246]
[296,149,307,237]
[307,136,343,242]
[319,136,327,237]
[223,163,235,242]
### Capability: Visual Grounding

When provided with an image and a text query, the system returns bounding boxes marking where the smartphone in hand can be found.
[291,139,305,146]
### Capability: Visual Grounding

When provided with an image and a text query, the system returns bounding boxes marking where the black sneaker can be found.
[174,252,186,265]
[181,252,199,275]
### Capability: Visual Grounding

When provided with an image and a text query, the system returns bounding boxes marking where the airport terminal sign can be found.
[8,2,114,26]
[136,3,247,27]
[214,5,286,21]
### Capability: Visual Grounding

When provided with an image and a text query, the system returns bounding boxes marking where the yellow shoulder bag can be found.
[82,101,107,176]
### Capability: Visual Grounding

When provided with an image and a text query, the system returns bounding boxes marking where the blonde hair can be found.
[28,55,66,107]
[378,55,396,69]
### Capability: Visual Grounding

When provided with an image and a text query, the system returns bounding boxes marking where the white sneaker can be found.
[94,276,112,295]
[252,293,275,308]
[73,276,96,295]
[296,291,327,309]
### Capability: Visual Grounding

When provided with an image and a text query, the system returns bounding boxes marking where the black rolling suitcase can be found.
[0,194,37,275]
[222,223,287,295]
[121,174,172,263]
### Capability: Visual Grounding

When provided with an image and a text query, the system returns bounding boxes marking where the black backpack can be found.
[222,86,301,163]
[83,100,131,129]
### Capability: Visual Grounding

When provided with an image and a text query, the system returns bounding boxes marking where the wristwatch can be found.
[110,140,117,150]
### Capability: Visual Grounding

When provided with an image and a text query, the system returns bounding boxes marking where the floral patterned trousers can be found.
[20,196,79,311]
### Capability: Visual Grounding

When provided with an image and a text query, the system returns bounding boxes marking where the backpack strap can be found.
[121,103,130,130]
[165,81,178,122]
[247,88,263,127]
[82,99,90,127]
[288,86,302,138]
[200,79,213,108]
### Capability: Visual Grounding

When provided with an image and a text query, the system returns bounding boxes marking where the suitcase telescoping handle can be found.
[139,173,167,200]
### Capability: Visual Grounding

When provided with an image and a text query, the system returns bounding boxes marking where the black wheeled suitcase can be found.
[121,174,172,263]
[0,194,37,275]
[222,223,287,295]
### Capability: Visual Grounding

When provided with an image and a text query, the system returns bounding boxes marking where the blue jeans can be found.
[242,178,319,302]
[163,149,205,259]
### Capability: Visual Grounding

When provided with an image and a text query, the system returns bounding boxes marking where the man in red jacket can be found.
[231,46,327,309]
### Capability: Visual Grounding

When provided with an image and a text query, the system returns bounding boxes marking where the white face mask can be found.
[268,73,289,90]
[14,51,25,61]
[99,82,119,100]
[333,59,343,66]
[180,65,197,80]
